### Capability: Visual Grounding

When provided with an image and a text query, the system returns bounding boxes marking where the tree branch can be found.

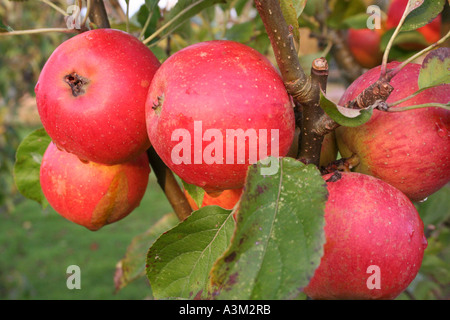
[147,148,193,221]
[254,0,311,104]
[88,0,110,28]
[255,0,339,167]
[298,58,329,166]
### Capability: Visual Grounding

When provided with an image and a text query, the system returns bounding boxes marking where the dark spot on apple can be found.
[64,72,89,97]
[152,94,164,116]
[325,171,342,183]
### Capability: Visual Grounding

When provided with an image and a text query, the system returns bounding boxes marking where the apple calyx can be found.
[152,94,164,115]
[64,72,89,97]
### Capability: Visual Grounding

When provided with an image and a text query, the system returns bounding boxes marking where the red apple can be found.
[336,61,450,202]
[304,172,427,300]
[35,29,161,165]
[184,188,242,211]
[40,142,150,231]
[386,0,442,49]
[347,28,384,69]
[145,40,295,193]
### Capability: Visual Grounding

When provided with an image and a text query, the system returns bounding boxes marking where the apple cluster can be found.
[35,26,448,300]
[36,29,161,230]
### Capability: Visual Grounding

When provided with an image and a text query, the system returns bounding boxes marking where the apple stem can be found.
[320,153,360,175]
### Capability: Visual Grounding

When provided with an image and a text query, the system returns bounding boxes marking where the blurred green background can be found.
[1,0,449,300]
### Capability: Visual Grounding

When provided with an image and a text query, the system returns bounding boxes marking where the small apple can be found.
[386,0,442,49]
[347,28,384,69]
[336,61,450,202]
[145,40,295,193]
[35,29,161,165]
[304,172,427,300]
[40,142,150,231]
[184,188,242,211]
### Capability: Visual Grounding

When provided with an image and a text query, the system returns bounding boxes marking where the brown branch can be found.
[298,58,329,166]
[147,148,193,221]
[328,29,365,85]
[255,0,339,166]
[88,0,110,28]
[254,0,311,104]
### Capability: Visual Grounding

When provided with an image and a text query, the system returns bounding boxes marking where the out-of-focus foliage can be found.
[0,0,71,212]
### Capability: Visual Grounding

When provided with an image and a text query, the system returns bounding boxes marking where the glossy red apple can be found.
[40,142,150,231]
[336,61,450,202]
[35,29,161,165]
[184,188,242,211]
[386,0,442,49]
[304,172,427,300]
[347,28,384,69]
[145,40,295,193]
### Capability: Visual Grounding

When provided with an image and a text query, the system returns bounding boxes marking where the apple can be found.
[145,40,295,193]
[335,61,450,202]
[184,188,242,211]
[35,29,161,165]
[386,0,442,49]
[40,142,150,231]
[304,172,427,300]
[347,28,383,69]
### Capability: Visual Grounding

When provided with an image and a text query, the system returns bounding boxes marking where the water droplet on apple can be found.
[418,197,428,203]
[436,121,449,139]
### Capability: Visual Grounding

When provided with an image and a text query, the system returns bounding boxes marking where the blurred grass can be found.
[0,175,173,300]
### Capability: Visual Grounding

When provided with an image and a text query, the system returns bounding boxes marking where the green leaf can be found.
[342,13,372,29]
[280,0,300,45]
[319,90,374,127]
[210,157,327,300]
[401,0,446,32]
[418,47,450,89]
[224,20,254,43]
[327,0,366,29]
[158,0,226,38]
[415,185,450,227]
[181,180,205,209]
[115,212,179,292]
[13,128,51,207]
[146,206,235,299]
[292,0,308,18]
[380,28,428,51]
[0,20,13,32]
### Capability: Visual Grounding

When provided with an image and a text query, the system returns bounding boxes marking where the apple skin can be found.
[304,172,427,300]
[145,40,295,193]
[336,61,450,202]
[347,28,383,69]
[40,142,150,231]
[35,29,161,165]
[386,0,442,49]
[184,188,243,211]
